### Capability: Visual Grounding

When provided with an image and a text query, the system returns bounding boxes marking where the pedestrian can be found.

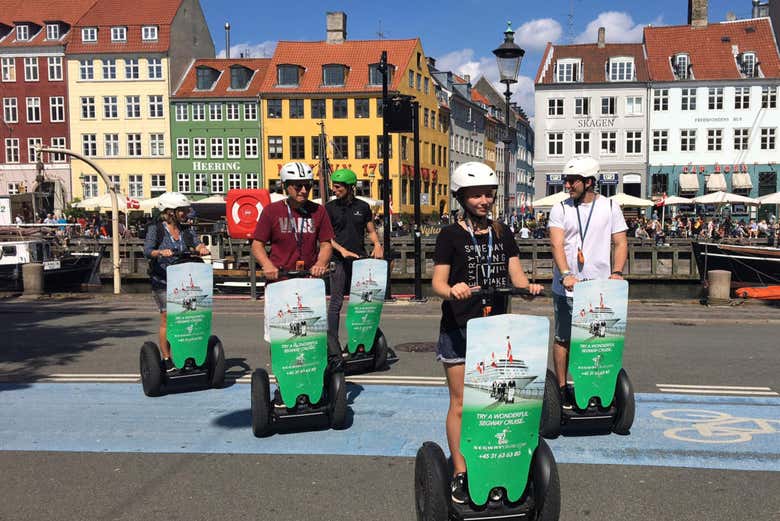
[325,168,383,347]
[431,161,542,505]
[143,192,209,373]
[547,156,627,409]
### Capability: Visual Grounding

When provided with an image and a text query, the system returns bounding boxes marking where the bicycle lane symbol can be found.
[651,409,780,444]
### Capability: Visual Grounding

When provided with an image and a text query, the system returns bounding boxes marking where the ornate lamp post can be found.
[492,22,525,220]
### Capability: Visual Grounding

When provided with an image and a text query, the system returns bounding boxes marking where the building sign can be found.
[547,174,563,185]
[576,118,616,128]
[192,161,242,172]
[682,164,748,174]
[599,173,618,185]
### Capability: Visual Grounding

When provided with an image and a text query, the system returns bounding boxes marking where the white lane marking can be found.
[0,374,447,386]
[657,384,773,390]
[657,389,779,396]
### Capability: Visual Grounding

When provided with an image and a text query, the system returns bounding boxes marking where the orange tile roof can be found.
[470,89,492,106]
[259,39,419,94]
[0,0,97,49]
[644,19,780,81]
[174,58,271,98]
[536,42,648,85]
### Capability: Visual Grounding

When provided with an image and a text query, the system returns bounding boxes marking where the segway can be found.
[415,287,560,521]
[540,279,635,438]
[337,258,390,373]
[140,252,226,397]
[251,267,348,437]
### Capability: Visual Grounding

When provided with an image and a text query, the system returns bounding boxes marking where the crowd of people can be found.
[626,213,779,245]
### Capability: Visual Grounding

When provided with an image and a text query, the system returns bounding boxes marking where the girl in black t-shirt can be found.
[431,162,543,504]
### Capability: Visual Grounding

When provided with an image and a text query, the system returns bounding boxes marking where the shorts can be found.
[553,293,574,344]
[436,328,467,365]
[152,288,167,313]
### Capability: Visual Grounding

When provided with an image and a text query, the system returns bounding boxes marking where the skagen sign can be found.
[576,118,616,128]
[192,161,242,172]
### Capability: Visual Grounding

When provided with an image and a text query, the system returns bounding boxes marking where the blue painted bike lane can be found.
[0,383,778,472]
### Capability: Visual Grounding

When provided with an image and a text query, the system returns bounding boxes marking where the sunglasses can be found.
[290,182,312,192]
[564,176,584,185]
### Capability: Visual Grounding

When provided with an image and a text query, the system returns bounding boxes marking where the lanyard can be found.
[163,223,184,252]
[285,201,304,256]
[575,199,596,250]
[465,217,493,285]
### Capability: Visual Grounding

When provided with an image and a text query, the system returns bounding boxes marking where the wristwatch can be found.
[611,270,623,276]
[559,270,572,284]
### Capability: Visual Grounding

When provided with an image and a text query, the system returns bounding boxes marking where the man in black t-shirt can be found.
[325,169,383,345]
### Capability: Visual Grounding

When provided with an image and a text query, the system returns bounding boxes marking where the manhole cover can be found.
[394,342,437,353]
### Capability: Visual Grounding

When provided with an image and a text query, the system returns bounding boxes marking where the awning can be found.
[678,174,699,192]
[732,173,753,190]
[706,173,727,192]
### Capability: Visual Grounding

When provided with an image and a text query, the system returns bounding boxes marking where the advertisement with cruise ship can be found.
[166,263,213,367]
[345,259,387,353]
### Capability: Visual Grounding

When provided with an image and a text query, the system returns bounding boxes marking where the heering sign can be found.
[576,118,616,128]
[192,161,242,172]
[682,164,747,174]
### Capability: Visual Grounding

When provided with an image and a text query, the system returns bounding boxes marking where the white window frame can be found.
[740,52,757,78]
[244,102,257,120]
[111,26,127,42]
[83,175,98,198]
[601,96,616,116]
[193,137,206,158]
[17,25,30,41]
[681,88,696,111]
[103,96,118,119]
[245,173,259,189]
[150,134,164,157]
[227,137,241,158]
[126,95,141,118]
[174,104,188,121]
[653,89,668,111]
[760,128,776,150]
[193,173,206,193]
[176,138,190,159]
[148,95,164,118]
[192,103,205,121]
[673,54,689,79]
[211,174,224,194]
[708,87,724,110]
[125,58,139,79]
[80,96,96,120]
[102,59,116,80]
[104,134,119,156]
[49,96,64,122]
[600,131,617,155]
[142,26,158,41]
[680,129,696,152]
[228,173,242,190]
[547,132,564,157]
[608,57,634,81]
[23,57,38,82]
[735,86,751,109]
[129,175,143,198]
[150,174,166,194]
[79,59,93,80]
[652,130,668,152]
[178,174,191,193]
[81,27,97,43]
[210,138,224,158]
[574,132,590,155]
[3,98,18,123]
[625,96,643,115]
[245,137,258,158]
[46,24,60,40]
[81,134,97,157]
[47,57,62,81]
[148,58,163,79]
[625,130,642,155]
[762,86,778,109]
[574,97,590,116]
[1,58,15,82]
[209,103,222,121]
[127,134,142,157]
[734,128,749,151]
[707,129,723,152]
[27,138,42,164]
[26,97,41,123]
[226,102,240,121]
[555,59,580,83]
[5,138,20,163]
[50,137,66,162]
[547,98,564,117]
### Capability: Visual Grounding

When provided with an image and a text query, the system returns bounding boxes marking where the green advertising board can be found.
[166,263,213,368]
[345,259,387,354]
[266,278,328,406]
[569,279,629,409]
[461,314,549,505]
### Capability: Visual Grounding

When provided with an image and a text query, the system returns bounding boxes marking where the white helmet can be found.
[157,191,192,212]
[450,162,498,194]
[280,162,313,183]
[563,155,600,179]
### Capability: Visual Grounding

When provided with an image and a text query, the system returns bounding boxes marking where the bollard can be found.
[707,269,731,304]
[22,263,44,295]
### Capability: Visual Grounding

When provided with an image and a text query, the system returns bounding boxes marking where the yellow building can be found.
[258,13,449,216]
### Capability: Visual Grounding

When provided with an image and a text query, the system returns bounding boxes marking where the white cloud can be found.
[515,18,563,51]
[217,40,277,59]
[574,12,663,44]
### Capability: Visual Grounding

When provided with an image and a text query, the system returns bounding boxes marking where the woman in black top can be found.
[432,162,543,504]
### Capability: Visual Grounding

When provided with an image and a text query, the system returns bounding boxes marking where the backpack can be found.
[146,222,195,277]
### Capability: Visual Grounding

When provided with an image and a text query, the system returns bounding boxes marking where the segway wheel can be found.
[612,368,635,435]
[414,442,449,521]
[531,438,561,521]
[207,335,226,389]
[539,370,562,439]
[372,327,389,371]
[140,342,163,397]
[251,369,272,437]
[329,371,348,429]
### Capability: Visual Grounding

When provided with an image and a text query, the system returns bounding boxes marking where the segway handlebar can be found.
[470,286,544,297]
[278,262,335,279]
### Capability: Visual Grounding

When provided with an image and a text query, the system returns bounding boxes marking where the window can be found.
[267,99,282,118]
[148,58,162,79]
[244,102,257,120]
[626,131,642,154]
[7,182,20,194]
[175,103,188,121]
[355,98,369,118]
[762,86,777,109]
[193,138,206,158]
[574,132,590,154]
[708,88,723,110]
[127,134,142,156]
[377,135,392,158]
[416,73,421,90]
[211,174,224,193]
[108,175,120,191]
[104,134,119,156]
[209,103,222,121]
[355,136,370,159]
[376,98,384,117]
[129,175,143,197]
[226,103,240,120]
[734,128,749,150]
[178,174,190,193]
[333,136,348,159]
[227,137,241,158]
[79,97,95,119]
[26,97,41,122]
[82,134,96,157]
[333,98,347,118]
[245,138,258,158]
[111,27,127,42]
[126,96,140,118]
[600,131,616,155]
[408,70,414,88]
[423,108,429,127]
[601,96,616,116]
[277,64,299,86]
[192,103,205,121]
[150,134,164,156]
[707,129,723,151]
[246,173,260,189]
[24,57,38,81]
[289,99,304,119]
[5,138,20,163]
[653,89,668,111]
[424,77,430,94]
[735,86,750,109]
[27,138,42,164]
[16,25,29,41]
[102,59,116,80]
[323,64,346,86]
[555,60,579,82]
[125,58,139,79]
[653,130,668,152]
[574,97,590,116]
[290,136,305,159]
[49,96,64,122]
[79,59,93,80]
[739,52,757,78]
[142,26,158,41]
[268,136,282,159]
[680,129,696,152]
[229,173,241,190]
[82,175,98,198]
[609,58,634,81]
[311,99,326,118]
[50,137,66,162]
[151,175,166,195]
[1,58,15,82]
[369,63,391,85]
[548,133,563,156]
[81,27,97,42]
[176,138,190,158]
[625,96,643,115]
[548,98,563,116]
[3,98,18,123]
[760,128,776,150]
[681,88,696,110]
[46,24,60,40]
[210,138,223,158]
[673,54,689,79]
[145,95,163,118]
[48,57,62,81]
[193,173,206,193]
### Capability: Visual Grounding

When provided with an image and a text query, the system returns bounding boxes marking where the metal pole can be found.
[411,101,423,301]
[503,83,512,222]
[38,146,121,294]
[380,51,392,300]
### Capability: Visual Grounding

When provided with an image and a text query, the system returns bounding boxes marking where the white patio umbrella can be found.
[692,191,760,206]
[758,192,780,205]
[609,192,654,208]
[530,191,570,208]
[139,196,162,211]
[73,192,130,213]
[193,194,226,204]
[655,195,694,223]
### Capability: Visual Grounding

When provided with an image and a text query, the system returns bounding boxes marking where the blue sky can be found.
[199,1,759,115]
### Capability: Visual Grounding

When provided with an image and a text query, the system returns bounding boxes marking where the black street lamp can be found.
[492,21,525,220]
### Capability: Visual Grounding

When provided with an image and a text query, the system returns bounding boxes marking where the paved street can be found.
[1,294,779,520]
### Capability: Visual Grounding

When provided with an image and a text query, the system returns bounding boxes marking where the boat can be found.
[168,273,211,310]
[0,239,103,292]
[464,338,537,395]
[267,292,323,336]
[691,241,780,287]
[352,267,384,302]
[572,293,622,335]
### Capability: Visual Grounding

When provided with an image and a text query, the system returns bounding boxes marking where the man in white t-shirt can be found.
[547,156,628,409]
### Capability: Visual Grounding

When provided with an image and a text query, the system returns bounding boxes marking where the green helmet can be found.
[331,168,357,185]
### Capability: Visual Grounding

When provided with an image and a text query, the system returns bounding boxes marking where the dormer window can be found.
[323,64,346,86]
[142,26,158,41]
[195,66,220,90]
[369,63,394,86]
[230,65,252,90]
[555,59,580,83]
[81,27,97,43]
[277,64,300,87]
[608,57,634,81]
[45,24,60,40]
[16,25,29,41]
[111,27,126,42]
[738,52,757,78]
[672,53,690,80]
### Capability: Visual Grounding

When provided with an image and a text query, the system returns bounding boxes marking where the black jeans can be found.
[327,259,353,347]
